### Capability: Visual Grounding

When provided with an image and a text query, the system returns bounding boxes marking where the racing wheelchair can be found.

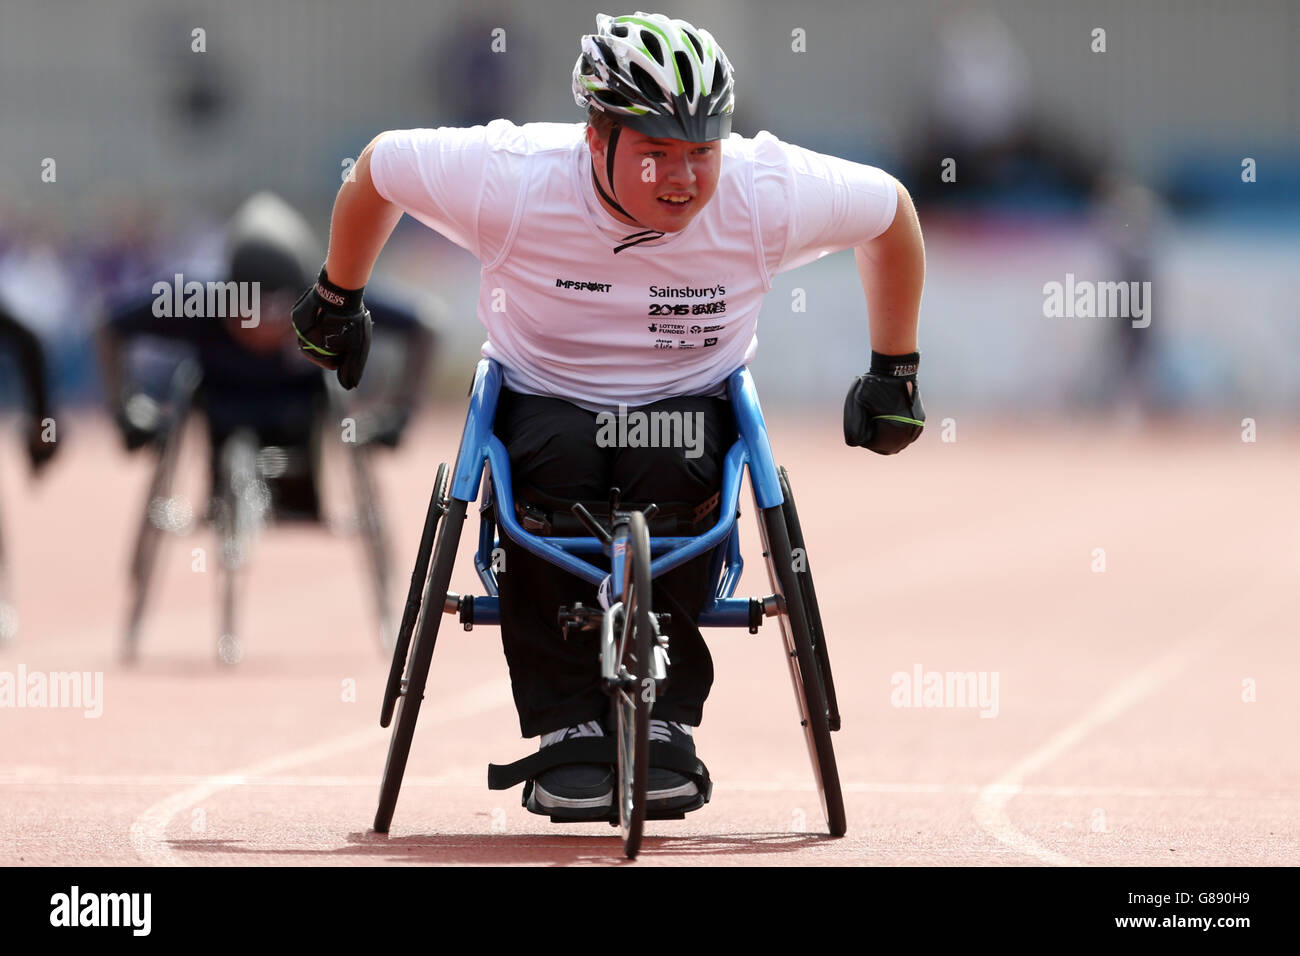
[120,359,398,663]
[374,359,844,858]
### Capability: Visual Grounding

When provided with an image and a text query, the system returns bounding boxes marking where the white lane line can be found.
[726,782,1300,800]
[972,586,1269,866]
[2,769,484,788]
[128,678,509,866]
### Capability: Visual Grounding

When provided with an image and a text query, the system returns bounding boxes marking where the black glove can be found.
[291,267,372,390]
[114,392,164,452]
[843,351,925,455]
[26,417,58,472]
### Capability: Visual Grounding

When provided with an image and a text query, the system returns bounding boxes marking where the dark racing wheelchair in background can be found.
[116,362,401,663]
[374,359,843,858]
[102,292,438,663]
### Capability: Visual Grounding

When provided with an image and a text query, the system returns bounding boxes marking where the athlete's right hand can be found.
[291,268,372,390]
[114,393,163,452]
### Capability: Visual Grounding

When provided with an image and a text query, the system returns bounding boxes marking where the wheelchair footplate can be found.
[488,737,713,824]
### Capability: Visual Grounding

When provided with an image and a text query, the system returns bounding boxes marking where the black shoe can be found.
[528,720,613,819]
[648,720,704,812]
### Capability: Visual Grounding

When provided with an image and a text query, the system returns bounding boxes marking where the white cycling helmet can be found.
[573,12,735,142]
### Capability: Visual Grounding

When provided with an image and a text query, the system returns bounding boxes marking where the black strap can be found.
[488,737,611,790]
[591,124,666,254]
[604,125,624,214]
[592,164,632,221]
[591,167,665,253]
[512,490,720,537]
[488,738,712,793]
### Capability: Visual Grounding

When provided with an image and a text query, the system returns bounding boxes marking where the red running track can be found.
[2,413,1297,866]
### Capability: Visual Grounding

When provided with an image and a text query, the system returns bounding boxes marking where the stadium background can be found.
[1,0,1297,413]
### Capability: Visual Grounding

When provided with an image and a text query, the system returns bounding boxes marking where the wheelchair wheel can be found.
[380,463,448,729]
[374,469,464,835]
[613,509,653,858]
[123,475,167,661]
[756,491,846,838]
[778,467,840,732]
[215,431,263,665]
[122,360,201,662]
[123,418,193,658]
[348,443,395,652]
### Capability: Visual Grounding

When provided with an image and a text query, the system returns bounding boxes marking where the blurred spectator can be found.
[906,10,1099,211]
[428,11,525,125]
[143,10,238,138]
[1093,174,1167,415]
[0,230,75,340]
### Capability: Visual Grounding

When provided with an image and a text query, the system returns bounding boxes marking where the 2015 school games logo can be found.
[648,301,726,316]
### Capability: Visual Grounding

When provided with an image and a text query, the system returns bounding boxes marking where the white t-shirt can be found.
[370,120,897,411]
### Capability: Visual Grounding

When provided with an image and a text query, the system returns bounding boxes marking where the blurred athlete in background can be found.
[99,192,438,517]
[0,302,59,642]
[98,192,440,657]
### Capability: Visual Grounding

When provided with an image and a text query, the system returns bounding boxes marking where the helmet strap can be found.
[591,123,635,221]
[590,122,666,252]
[606,123,621,199]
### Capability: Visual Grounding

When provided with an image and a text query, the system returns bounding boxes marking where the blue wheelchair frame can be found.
[447,358,784,627]
[375,357,845,844]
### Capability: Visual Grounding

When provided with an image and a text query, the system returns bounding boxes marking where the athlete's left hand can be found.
[843,351,925,455]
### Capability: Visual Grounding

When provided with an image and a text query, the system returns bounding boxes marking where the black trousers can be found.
[493,387,735,738]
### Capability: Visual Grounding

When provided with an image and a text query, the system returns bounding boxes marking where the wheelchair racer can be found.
[100,192,437,519]
[295,11,926,820]
[0,303,58,476]
[1,303,59,643]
